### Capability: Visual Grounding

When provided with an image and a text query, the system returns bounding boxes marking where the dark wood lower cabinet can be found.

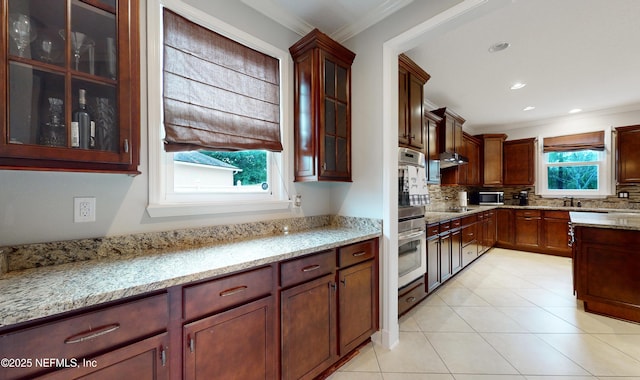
[497,208,572,256]
[1,238,380,380]
[574,226,640,324]
[38,333,170,380]
[427,225,441,293]
[183,297,275,380]
[514,210,542,249]
[542,211,571,257]
[451,229,463,275]
[281,274,337,380]
[338,260,378,355]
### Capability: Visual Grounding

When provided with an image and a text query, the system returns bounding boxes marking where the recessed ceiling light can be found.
[488,42,510,53]
[523,106,535,111]
[569,108,582,114]
[510,82,527,90]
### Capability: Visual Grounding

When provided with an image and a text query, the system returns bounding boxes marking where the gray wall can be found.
[0,0,330,246]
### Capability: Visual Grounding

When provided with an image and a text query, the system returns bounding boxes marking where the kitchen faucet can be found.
[563,197,574,207]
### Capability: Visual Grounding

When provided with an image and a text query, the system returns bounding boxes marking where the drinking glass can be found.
[9,14,37,57]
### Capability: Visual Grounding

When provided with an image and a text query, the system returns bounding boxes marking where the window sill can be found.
[146,200,292,218]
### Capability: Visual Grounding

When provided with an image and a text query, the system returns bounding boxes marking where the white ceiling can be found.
[244,0,640,131]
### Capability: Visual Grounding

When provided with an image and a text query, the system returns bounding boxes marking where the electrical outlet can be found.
[618,191,630,198]
[74,197,96,223]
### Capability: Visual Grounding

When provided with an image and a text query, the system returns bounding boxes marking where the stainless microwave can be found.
[477,191,504,205]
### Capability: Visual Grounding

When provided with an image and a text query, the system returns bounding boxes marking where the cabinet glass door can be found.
[6,0,119,153]
[322,56,349,178]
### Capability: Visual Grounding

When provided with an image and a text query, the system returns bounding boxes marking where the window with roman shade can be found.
[162,9,283,153]
[543,131,605,152]
[538,129,612,197]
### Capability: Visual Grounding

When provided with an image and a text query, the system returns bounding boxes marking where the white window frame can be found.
[146,0,293,218]
[536,127,614,198]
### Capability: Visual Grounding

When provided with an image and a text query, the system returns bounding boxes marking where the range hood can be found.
[439,151,468,169]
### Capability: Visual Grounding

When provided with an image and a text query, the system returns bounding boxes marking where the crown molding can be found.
[241,0,315,37]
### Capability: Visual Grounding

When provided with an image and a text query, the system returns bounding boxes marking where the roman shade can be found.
[543,131,605,152]
[162,9,282,152]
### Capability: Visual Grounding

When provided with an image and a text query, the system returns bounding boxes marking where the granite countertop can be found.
[0,226,380,328]
[570,211,640,231]
[425,205,640,225]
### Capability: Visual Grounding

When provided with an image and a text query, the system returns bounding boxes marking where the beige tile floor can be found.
[328,248,640,380]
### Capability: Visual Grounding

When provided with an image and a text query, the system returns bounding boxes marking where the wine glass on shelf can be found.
[58,30,95,71]
[9,14,37,58]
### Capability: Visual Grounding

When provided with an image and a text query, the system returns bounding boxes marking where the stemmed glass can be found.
[58,30,95,71]
[9,14,37,57]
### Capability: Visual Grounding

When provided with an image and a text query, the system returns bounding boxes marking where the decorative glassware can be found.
[93,97,116,151]
[59,30,95,71]
[9,14,37,57]
[40,97,66,147]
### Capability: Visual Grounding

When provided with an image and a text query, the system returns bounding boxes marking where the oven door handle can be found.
[398,230,426,242]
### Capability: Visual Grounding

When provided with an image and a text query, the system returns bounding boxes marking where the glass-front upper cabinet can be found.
[1,0,140,173]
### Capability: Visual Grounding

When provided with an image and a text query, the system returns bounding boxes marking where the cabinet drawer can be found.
[439,221,451,233]
[545,210,569,219]
[462,214,477,226]
[451,218,461,229]
[462,224,477,245]
[183,266,273,321]
[281,250,336,288]
[339,239,376,268]
[398,277,427,316]
[0,294,168,380]
[515,209,541,218]
[427,223,440,237]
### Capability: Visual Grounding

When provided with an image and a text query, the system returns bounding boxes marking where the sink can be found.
[447,207,475,213]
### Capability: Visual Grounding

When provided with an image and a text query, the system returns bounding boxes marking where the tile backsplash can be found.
[426,184,640,210]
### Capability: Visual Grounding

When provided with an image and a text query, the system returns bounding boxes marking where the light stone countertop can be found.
[570,211,640,231]
[0,226,380,328]
[425,205,640,225]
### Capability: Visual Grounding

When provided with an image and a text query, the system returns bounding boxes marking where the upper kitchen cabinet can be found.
[432,107,464,160]
[425,110,441,183]
[503,138,536,186]
[398,54,430,150]
[0,0,140,173]
[616,125,640,183]
[478,134,507,186]
[290,29,355,182]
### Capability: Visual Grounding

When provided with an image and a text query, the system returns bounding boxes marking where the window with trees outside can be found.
[538,130,612,198]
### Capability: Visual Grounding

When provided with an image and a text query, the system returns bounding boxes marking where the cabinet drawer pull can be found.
[123,139,129,153]
[406,296,416,303]
[219,285,248,297]
[352,251,367,257]
[302,264,321,272]
[64,323,120,344]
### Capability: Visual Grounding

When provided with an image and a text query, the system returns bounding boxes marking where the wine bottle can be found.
[72,89,91,149]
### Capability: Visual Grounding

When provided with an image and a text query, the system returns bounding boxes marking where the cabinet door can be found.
[439,233,453,283]
[184,296,275,380]
[320,53,351,180]
[1,0,139,172]
[451,229,463,274]
[515,216,542,248]
[504,138,535,185]
[481,134,506,186]
[616,125,640,183]
[35,334,169,380]
[408,74,425,149]
[398,67,410,146]
[426,237,441,293]
[338,260,378,355]
[496,209,514,247]
[281,273,337,380]
[543,211,571,257]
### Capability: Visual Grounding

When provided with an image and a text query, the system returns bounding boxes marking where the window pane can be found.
[173,150,268,191]
[547,150,599,163]
[547,165,598,190]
